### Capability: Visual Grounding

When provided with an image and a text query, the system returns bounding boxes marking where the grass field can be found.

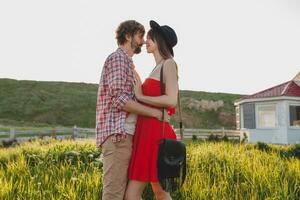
[0,140,300,200]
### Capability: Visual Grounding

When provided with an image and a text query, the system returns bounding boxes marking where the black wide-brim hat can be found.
[150,20,177,56]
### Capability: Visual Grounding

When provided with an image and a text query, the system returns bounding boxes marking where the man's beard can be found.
[131,40,142,54]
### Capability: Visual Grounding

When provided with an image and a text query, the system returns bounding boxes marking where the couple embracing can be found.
[96,19,180,200]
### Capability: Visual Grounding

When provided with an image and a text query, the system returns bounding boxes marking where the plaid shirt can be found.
[96,48,135,147]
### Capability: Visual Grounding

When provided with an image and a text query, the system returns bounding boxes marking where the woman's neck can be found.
[153,50,164,65]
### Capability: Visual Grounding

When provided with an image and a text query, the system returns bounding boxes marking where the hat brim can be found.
[169,47,174,56]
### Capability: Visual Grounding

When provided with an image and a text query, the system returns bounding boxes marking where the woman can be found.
[125,20,179,200]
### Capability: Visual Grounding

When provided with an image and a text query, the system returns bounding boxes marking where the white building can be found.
[235,72,300,144]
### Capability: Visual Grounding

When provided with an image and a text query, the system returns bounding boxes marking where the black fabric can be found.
[158,138,186,192]
[157,62,186,192]
[150,20,177,56]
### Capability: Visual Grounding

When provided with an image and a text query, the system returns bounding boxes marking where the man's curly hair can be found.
[116,20,145,45]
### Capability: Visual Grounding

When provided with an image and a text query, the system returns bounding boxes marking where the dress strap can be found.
[151,60,164,73]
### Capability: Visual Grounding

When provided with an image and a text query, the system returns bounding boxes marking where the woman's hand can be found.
[133,71,143,100]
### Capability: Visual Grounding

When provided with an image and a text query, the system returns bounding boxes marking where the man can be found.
[96,20,164,200]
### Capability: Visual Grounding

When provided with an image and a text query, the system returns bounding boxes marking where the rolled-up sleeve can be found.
[112,91,131,110]
[107,55,133,110]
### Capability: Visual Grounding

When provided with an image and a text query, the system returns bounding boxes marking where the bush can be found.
[254,142,272,152]
[208,134,219,142]
[192,135,197,141]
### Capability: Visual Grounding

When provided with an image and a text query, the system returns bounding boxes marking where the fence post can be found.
[222,127,225,137]
[179,122,184,140]
[240,129,248,143]
[52,128,57,139]
[10,128,16,139]
[72,125,77,140]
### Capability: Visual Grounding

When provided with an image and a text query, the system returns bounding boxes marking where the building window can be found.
[243,104,256,129]
[257,104,277,128]
[290,105,300,127]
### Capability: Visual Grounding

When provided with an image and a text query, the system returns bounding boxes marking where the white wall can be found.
[243,100,288,144]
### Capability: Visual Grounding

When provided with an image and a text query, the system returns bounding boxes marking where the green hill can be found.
[0,78,243,129]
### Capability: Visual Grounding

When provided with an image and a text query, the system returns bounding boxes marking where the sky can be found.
[0,0,299,95]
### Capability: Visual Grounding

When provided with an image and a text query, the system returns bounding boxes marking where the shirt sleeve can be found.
[106,54,133,110]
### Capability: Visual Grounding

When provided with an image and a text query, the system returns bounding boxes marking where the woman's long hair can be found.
[147,29,173,59]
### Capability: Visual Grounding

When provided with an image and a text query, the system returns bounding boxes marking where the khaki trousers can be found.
[101,135,133,200]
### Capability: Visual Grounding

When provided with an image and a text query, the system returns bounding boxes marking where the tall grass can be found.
[0,140,299,199]
[177,142,300,199]
[0,140,102,199]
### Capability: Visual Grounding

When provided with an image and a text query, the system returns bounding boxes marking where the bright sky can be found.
[0,0,299,95]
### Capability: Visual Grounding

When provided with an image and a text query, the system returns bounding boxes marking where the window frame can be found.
[241,103,256,129]
[256,103,278,129]
[288,103,300,129]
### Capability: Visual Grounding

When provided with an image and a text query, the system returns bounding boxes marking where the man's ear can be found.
[125,33,132,42]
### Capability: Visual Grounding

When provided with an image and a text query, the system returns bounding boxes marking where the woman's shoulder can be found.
[164,58,176,66]
[163,58,178,72]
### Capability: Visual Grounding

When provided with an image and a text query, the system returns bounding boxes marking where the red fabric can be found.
[128,78,177,182]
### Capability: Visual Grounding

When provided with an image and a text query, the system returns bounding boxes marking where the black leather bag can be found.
[158,138,186,192]
[157,61,186,192]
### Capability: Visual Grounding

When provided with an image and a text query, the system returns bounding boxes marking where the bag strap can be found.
[160,60,183,140]
[160,62,166,139]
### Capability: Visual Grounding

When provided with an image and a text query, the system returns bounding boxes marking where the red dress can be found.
[128,78,177,182]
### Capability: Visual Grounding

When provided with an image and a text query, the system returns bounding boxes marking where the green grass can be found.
[1,140,299,199]
[0,125,95,140]
[0,125,68,131]
[0,79,97,128]
[0,79,243,129]
[0,132,95,139]
[0,139,102,200]
[0,127,10,132]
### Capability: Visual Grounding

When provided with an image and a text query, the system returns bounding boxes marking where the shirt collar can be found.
[117,47,134,69]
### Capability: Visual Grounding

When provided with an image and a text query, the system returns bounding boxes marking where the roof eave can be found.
[234,96,300,106]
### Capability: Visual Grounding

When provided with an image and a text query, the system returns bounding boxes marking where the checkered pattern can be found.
[96,48,135,147]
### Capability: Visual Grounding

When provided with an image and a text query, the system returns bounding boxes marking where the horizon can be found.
[5,76,300,96]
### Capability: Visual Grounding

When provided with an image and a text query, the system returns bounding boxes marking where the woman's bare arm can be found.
[134,59,179,108]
